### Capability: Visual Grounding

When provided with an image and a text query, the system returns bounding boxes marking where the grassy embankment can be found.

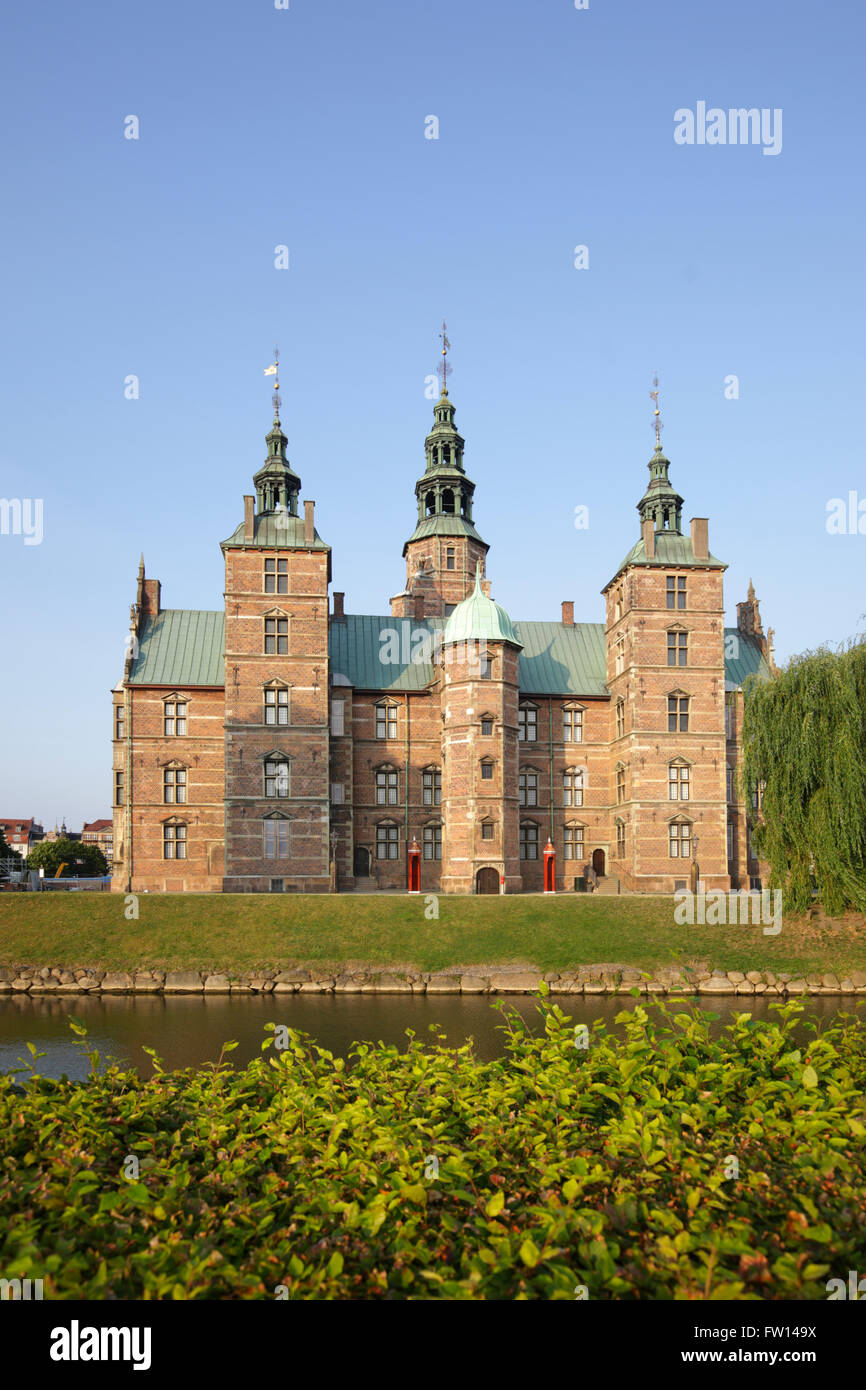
[0,893,864,977]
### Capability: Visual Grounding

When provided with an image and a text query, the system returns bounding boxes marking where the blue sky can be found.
[1,0,864,827]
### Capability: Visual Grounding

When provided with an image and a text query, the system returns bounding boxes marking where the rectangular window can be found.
[445,547,455,571]
[330,700,345,736]
[615,700,625,740]
[376,768,399,805]
[481,821,494,841]
[331,782,345,804]
[667,575,687,610]
[164,700,187,736]
[480,718,493,736]
[264,687,289,725]
[669,764,690,800]
[376,705,397,739]
[518,706,537,742]
[114,705,124,740]
[669,821,691,858]
[616,821,626,858]
[163,767,187,804]
[563,708,583,742]
[564,769,584,807]
[726,765,734,802]
[615,767,625,804]
[615,635,625,675]
[518,770,538,807]
[667,631,688,667]
[265,760,290,798]
[422,769,441,806]
[264,618,288,655]
[376,824,398,860]
[264,558,288,594]
[163,824,186,860]
[519,823,538,860]
[114,771,124,806]
[270,878,285,893]
[423,824,442,860]
[564,825,585,861]
[263,819,289,859]
[480,761,494,781]
[727,821,735,863]
[479,655,492,679]
[725,700,733,739]
[668,695,689,732]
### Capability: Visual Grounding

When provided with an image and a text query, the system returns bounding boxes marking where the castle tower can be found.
[439,566,523,893]
[220,391,332,892]
[602,419,730,892]
[392,384,489,619]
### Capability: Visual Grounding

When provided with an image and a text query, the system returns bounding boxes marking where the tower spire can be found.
[438,320,451,396]
[649,371,662,450]
[264,345,281,423]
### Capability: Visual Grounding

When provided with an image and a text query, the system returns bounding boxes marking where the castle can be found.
[111,370,773,895]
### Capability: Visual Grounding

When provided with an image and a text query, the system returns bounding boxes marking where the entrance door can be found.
[592,848,605,877]
[353,846,371,878]
[476,867,500,894]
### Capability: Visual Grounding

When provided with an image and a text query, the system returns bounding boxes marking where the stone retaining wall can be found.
[2,964,865,996]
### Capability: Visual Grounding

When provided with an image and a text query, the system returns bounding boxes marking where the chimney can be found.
[561,600,574,626]
[641,517,655,560]
[304,499,315,545]
[333,591,345,619]
[141,578,161,621]
[243,495,255,542]
[690,517,709,561]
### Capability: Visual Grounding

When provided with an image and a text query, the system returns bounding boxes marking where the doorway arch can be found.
[592,848,606,877]
[353,846,371,878]
[475,866,500,894]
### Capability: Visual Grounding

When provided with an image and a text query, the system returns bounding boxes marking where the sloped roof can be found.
[221,514,329,551]
[402,514,488,552]
[725,629,771,689]
[124,610,771,699]
[128,610,225,687]
[608,531,726,587]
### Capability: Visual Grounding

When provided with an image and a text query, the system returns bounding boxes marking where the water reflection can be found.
[1,990,862,1082]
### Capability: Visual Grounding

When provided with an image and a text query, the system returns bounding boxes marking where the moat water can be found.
[1,991,861,1080]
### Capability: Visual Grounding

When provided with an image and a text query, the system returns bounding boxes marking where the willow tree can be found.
[740,636,866,914]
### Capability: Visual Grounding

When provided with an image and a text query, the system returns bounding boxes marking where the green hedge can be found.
[2,996,865,1299]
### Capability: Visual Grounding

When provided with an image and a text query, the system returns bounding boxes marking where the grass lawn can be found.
[0,892,864,977]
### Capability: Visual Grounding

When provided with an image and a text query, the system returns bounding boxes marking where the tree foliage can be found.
[741,637,866,914]
[1,999,864,1300]
[26,838,107,878]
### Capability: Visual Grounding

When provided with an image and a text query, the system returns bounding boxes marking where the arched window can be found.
[441,488,455,514]
[425,491,435,517]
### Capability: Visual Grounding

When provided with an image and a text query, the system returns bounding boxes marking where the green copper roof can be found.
[221,512,330,551]
[402,514,487,551]
[443,569,522,648]
[609,530,727,586]
[724,629,771,689]
[128,610,225,687]
[329,614,607,696]
[124,611,770,699]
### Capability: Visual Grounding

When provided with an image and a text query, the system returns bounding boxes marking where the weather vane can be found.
[264,344,281,418]
[437,320,451,394]
[650,371,662,448]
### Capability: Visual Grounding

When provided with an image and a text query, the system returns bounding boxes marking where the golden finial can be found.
[649,372,662,448]
[264,345,281,419]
